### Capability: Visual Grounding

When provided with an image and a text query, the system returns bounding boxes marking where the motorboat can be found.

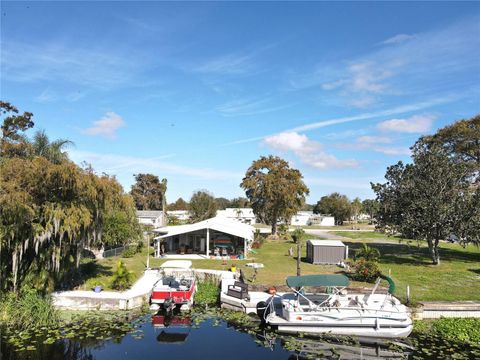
[257,274,412,338]
[150,260,196,312]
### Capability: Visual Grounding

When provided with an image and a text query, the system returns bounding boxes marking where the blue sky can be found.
[1,1,479,203]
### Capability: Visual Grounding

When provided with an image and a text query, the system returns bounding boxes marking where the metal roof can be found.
[154,216,254,241]
[307,240,345,247]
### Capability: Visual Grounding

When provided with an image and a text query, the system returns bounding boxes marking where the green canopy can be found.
[286,274,350,288]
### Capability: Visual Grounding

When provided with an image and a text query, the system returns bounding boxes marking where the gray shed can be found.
[306,240,348,264]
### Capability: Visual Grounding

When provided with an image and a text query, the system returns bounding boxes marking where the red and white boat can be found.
[150,260,197,312]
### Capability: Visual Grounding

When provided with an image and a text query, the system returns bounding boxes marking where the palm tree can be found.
[354,243,381,261]
[30,130,73,164]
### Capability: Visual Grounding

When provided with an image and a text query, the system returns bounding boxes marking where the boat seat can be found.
[227,281,250,300]
[298,294,330,307]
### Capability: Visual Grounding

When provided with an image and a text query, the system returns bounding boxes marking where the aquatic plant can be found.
[195,277,220,306]
[0,288,59,330]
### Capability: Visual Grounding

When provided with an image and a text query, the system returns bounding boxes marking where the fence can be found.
[103,245,136,258]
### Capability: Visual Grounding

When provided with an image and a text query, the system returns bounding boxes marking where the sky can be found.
[1,1,479,203]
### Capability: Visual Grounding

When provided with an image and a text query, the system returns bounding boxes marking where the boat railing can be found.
[288,303,406,316]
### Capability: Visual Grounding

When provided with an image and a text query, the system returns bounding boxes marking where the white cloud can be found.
[377,114,436,133]
[293,17,479,109]
[216,97,293,117]
[381,34,415,45]
[2,41,146,89]
[335,135,409,156]
[81,112,126,139]
[264,132,358,170]
[68,150,241,181]
[35,88,57,103]
[192,53,255,75]
[223,96,456,146]
[372,146,411,155]
[357,135,392,144]
[349,96,377,109]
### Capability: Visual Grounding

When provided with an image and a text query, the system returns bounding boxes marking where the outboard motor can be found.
[256,300,271,322]
[163,297,176,313]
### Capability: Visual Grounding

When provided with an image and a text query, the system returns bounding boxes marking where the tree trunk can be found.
[296,242,301,276]
[271,219,277,236]
[428,239,441,265]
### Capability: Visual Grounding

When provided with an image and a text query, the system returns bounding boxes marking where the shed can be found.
[306,240,348,264]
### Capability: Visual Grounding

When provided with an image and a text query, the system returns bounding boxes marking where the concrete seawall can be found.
[52,268,234,311]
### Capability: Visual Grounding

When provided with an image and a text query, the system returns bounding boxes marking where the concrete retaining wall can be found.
[52,268,234,311]
[413,301,480,320]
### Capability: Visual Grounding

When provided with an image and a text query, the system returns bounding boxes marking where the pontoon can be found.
[150,260,196,312]
[257,274,412,338]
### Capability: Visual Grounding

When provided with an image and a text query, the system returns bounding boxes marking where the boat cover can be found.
[286,274,350,288]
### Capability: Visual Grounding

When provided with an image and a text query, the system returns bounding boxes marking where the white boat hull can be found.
[264,292,413,338]
[273,321,413,338]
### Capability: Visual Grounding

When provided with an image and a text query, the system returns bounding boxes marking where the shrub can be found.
[122,246,136,258]
[135,240,144,253]
[351,258,381,282]
[251,241,262,249]
[355,243,381,261]
[110,261,134,290]
[291,228,306,243]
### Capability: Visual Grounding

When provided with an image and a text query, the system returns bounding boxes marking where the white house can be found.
[290,211,335,226]
[137,210,166,228]
[290,211,314,226]
[167,210,190,222]
[308,214,335,226]
[153,216,254,259]
[216,208,257,225]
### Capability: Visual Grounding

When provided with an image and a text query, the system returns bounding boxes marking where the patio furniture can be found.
[227,281,249,300]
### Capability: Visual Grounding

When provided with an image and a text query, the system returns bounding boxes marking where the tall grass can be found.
[195,275,220,306]
[0,289,59,330]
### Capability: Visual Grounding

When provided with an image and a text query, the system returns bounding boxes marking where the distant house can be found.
[153,216,254,258]
[290,211,314,226]
[167,210,191,222]
[290,211,335,226]
[308,214,335,226]
[216,208,257,225]
[136,210,166,228]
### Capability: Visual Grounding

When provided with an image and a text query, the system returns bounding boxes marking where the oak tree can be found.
[241,155,309,236]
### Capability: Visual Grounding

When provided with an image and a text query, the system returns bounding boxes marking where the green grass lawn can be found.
[78,233,480,302]
[332,231,402,240]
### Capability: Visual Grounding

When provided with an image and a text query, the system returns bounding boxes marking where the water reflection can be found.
[152,313,191,344]
[1,311,414,360]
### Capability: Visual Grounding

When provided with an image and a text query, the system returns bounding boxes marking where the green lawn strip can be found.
[332,231,403,240]
[78,235,480,301]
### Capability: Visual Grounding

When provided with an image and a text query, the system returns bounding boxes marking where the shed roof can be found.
[154,216,254,241]
[307,240,345,247]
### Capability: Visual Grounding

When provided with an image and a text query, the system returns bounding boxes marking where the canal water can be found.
[1,311,477,359]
